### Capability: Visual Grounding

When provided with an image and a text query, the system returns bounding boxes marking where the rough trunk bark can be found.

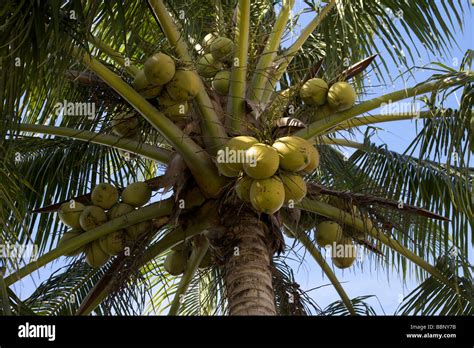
[222,211,276,315]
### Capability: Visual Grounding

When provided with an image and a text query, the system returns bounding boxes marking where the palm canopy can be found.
[0,0,472,316]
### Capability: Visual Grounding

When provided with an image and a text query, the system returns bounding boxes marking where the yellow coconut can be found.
[163,101,189,118]
[212,70,231,94]
[210,37,234,62]
[164,250,188,275]
[280,173,307,205]
[216,161,241,177]
[332,237,357,269]
[143,52,176,86]
[216,135,259,174]
[126,220,152,240]
[58,231,84,256]
[99,230,125,256]
[79,205,108,231]
[166,69,200,101]
[243,144,280,179]
[111,111,139,137]
[58,201,85,229]
[121,182,152,207]
[315,221,343,248]
[132,70,163,99]
[300,78,329,106]
[327,81,357,111]
[235,176,254,202]
[85,240,110,268]
[202,32,219,53]
[197,53,223,78]
[302,145,320,173]
[272,136,311,172]
[91,183,119,209]
[249,176,285,214]
[108,203,134,220]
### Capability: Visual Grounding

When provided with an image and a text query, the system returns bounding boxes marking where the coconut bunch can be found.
[196,32,234,95]
[215,135,319,215]
[299,77,357,112]
[163,241,213,276]
[56,181,153,268]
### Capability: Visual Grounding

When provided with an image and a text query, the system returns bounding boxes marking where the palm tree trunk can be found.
[222,211,276,315]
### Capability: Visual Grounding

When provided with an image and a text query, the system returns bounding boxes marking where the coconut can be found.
[212,70,231,94]
[280,173,307,205]
[163,101,189,118]
[85,240,110,268]
[272,136,311,172]
[164,250,187,275]
[111,111,139,137]
[132,70,163,99]
[217,136,258,174]
[202,32,219,53]
[122,182,152,207]
[79,205,108,231]
[126,220,152,240]
[243,144,280,179]
[99,230,125,256]
[58,231,84,256]
[216,162,240,177]
[315,221,343,248]
[300,78,329,106]
[58,201,85,228]
[327,81,356,111]
[250,176,285,214]
[158,92,177,107]
[197,53,223,78]
[302,145,320,173]
[91,183,119,209]
[235,176,253,202]
[210,37,234,62]
[166,69,200,102]
[332,237,357,269]
[108,203,134,220]
[143,53,176,86]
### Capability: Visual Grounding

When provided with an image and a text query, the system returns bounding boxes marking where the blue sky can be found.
[9,1,473,315]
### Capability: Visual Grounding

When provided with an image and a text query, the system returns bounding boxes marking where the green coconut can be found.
[132,70,163,99]
[315,221,343,248]
[91,183,119,209]
[126,220,152,240]
[166,70,200,102]
[332,237,357,269]
[58,201,85,229]
[272,136,311,172]
[235,176,254,202]
[121,182,152,207]
[300,78,329,106]
[197,53,223,78]
[85,240,110,268]
[58,231,84,256]
[216,136,258,174]
[250,176,285,214]
[202,32,219,53]
[216,161,241,177]
[327,81,357,111]
[243,144,280,179]
[99,230,125,256]
[164,250,188,275]
[210,37,234,63]
[143,52,176,86]
[212,70,231,94]
[79,205,108,231]
[108,203,134,220]
[158,92,178,107]
[280,172,307,205]
[111,111,139,137]
[163,101,189,118]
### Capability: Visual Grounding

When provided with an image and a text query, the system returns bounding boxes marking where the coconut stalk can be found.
[4,199,174,286]
[295,199,456,291]
[75,48,226,197]
[261,0,336,104]
[247,0,295,103]
[18,123,172,164]
[168,235,210,315]
[295,73,474,139]
[89,35,140,77]
[147,0,228,152]
[76,203,216,315]
[226,0,250,132]
[0,267,12,315]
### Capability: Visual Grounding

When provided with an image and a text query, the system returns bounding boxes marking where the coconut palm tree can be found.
[0,0,472,316]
